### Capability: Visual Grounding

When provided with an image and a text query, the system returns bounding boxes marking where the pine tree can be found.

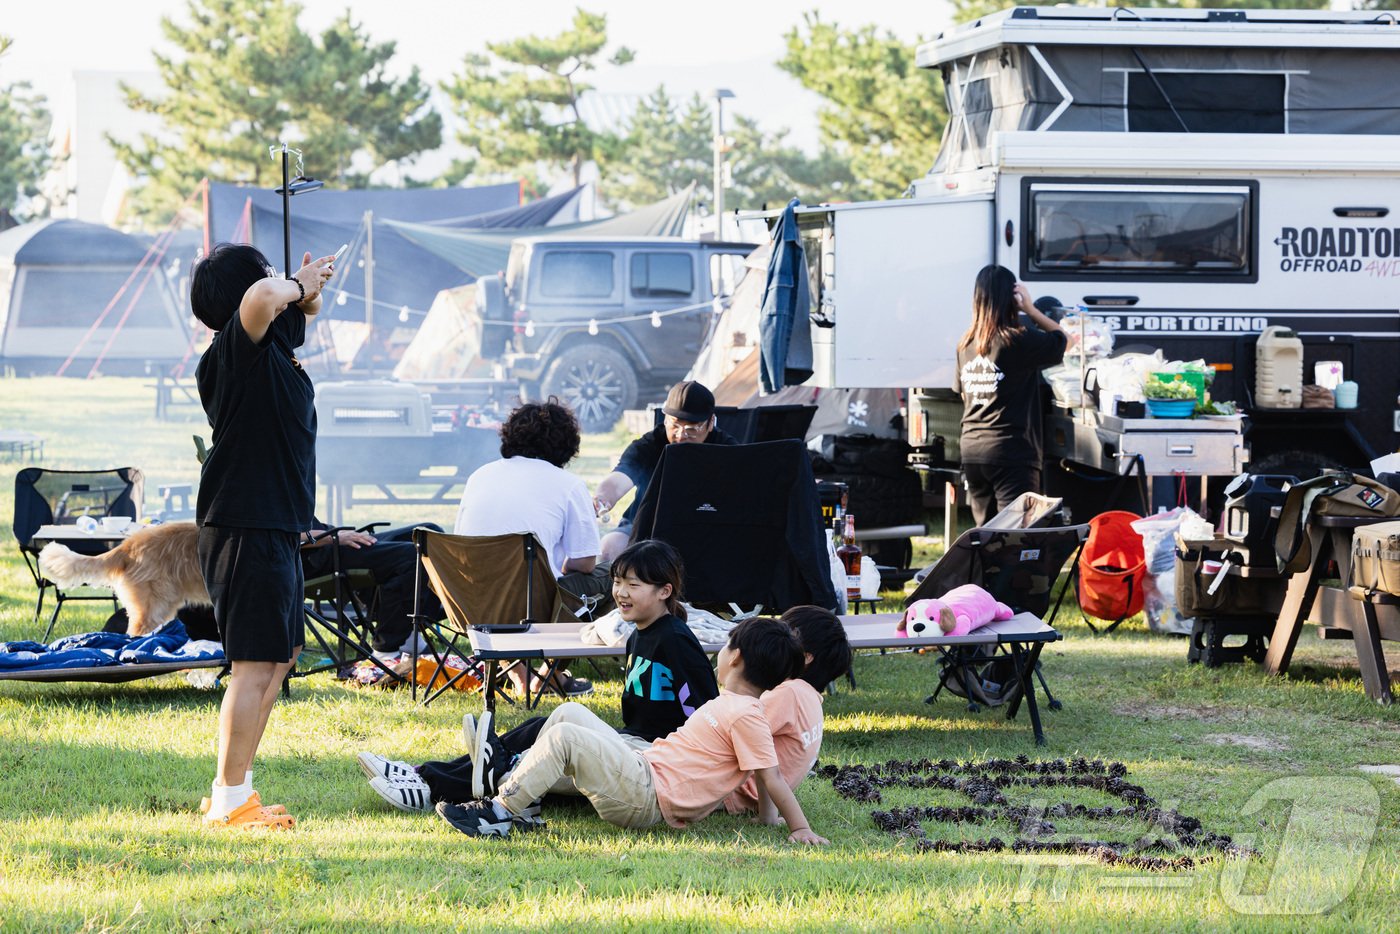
[109,0,441,225]
[778,13,944,202]
[0,35,54,220]
[440,8,633,189]
[600,88,855,215]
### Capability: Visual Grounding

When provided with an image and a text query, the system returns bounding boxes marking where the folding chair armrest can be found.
[358,521,391,534]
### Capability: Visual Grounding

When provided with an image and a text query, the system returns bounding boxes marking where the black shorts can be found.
[198,525,305,662]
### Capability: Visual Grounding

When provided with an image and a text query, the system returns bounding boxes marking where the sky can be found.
[0,0,956,155]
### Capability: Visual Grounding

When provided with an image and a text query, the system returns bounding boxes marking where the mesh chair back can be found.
[14,467,145,546]
[629,439,837,610]
[908,524,1088,617]
[416,530,570,632]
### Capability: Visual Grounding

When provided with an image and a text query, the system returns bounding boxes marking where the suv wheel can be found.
[541,343,638,433]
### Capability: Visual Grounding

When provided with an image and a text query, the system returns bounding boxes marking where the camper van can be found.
[784,6,1400,486]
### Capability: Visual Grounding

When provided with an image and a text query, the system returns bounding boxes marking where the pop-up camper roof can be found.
[923,6,1400,175]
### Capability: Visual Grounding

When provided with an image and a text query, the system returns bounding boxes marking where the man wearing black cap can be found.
[593,380,738,561]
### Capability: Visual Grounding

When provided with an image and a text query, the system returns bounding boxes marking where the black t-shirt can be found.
[614,425,738,523]
[618,613,720,742]
[955,328,1067,466]
[196,308,317,531]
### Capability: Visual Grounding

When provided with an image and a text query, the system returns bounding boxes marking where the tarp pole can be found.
[201,177,211,256]
[365,209,375,376]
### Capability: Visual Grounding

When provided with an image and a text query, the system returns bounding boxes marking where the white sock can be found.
[490,798,512,820]
[208,778,253,819]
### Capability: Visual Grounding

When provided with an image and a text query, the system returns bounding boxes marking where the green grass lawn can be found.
[0,376,1397,932]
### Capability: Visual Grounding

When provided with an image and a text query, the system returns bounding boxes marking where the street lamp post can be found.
[712,88,735,241]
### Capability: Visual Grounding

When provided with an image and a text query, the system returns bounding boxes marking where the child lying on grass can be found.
[356,540,719,811]
[437,616,830,844]
[724,605,851,823]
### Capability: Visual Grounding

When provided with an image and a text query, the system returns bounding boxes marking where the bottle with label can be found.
[836,514,863,604]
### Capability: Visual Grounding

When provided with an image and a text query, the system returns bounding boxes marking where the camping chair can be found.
[410,528,584,707]
[294,525,400,684]
[628,439,838,613]
[907,493,1087,715]
[13,466,145,639]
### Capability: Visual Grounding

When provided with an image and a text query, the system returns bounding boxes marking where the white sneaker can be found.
[462,713,476,750]
[356,750,416,782]
[397,632,431,655]
[369,774,432,812]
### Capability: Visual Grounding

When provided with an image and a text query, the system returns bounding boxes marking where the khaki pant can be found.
[499,702,662,829]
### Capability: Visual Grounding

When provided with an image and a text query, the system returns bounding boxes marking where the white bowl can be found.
[100,516,133,533]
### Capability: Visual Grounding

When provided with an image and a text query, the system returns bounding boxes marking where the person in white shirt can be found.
[454,400,610,696]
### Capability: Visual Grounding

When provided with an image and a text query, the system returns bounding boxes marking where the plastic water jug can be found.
[1255,326,1303,409]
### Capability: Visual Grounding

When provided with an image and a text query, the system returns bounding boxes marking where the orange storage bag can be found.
[1077,510,1146,629]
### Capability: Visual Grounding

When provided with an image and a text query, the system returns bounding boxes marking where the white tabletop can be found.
[30,523,134,546]
[465,611,1058,661]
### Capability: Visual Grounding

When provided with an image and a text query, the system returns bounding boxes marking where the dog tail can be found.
[38,542,125,588]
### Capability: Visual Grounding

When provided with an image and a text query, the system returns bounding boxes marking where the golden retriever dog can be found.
[38,522,209,636]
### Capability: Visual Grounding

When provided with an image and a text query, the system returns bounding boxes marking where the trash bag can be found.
[1131,507,1214,635]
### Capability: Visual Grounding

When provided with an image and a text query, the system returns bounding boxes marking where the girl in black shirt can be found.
[954,264,1067,526]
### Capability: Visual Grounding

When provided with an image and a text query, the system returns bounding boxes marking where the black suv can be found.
[473,236,755,431]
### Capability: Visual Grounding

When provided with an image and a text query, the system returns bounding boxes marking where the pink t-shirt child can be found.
[643,690,778,828]
[724,678,824,813]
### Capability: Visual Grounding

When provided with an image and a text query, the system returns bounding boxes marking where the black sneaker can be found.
[435,799,541,837]
[472,710,505,799]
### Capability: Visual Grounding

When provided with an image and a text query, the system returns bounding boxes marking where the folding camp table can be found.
[465,612,1062,744]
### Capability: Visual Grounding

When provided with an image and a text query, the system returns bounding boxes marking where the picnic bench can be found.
[458,612,1063,744]
[149,373,201,421]
[0,431,44,461]
[1265,514,1398,704]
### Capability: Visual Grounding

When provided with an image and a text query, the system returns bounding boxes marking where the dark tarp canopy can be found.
[387,185,695,280]
[206,180,521,240]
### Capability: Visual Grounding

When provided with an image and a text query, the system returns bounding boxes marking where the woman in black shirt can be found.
[954,264,1067,526]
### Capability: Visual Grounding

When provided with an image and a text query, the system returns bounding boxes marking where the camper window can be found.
[538,251,615,299]
[1125,73,1286,134]
[630,253,693,299]
[1025,182,1253,281]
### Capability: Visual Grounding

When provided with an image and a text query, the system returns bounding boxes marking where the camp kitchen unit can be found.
[778,6,1400,494]
[314,379,508,523]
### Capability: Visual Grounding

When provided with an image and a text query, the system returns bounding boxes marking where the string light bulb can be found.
[588,319,599,336]
[524,320,536,338]
[398,305,410,323]
[651,311,662,328]
[357,258,365,268]
[335,291,347,305]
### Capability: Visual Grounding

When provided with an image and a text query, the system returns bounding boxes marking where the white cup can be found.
[100,516,132,533]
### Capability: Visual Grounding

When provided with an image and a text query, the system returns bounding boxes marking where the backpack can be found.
[937,646,1029,709]
[1274,472,1400,573]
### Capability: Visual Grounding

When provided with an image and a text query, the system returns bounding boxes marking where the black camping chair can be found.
[294,525,401,685]
[629,439,838,614]
[907,493,1087,717]
[13,466,144,639]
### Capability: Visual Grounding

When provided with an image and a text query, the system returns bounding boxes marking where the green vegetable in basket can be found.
[1193,399,1237,416]
[1144,377,1198,400]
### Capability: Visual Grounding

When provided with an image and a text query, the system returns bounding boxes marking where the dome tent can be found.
[0,219,191,375]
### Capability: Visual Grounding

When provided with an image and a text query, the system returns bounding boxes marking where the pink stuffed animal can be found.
[898,584,1014,637]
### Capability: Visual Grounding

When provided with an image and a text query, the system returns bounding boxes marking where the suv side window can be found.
[630,252,693,299]
[539,251,614,298]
